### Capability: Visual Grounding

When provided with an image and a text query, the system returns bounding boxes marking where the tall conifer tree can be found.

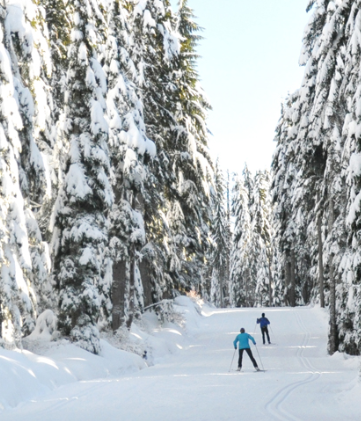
[210,162,229,307]
[53,0,112,353]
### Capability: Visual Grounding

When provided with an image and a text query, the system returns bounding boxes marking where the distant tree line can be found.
[225,0,361,357]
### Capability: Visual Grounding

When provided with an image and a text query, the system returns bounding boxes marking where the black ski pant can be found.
[238,348,258,368]
[261,326,270,344]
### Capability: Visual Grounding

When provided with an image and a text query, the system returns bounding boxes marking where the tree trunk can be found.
[244,268,249,307]
[224,259,229,307]
[126,245,136,330]
[317,212,325,308]
[111,181,125,332]
[328,255,337,353]
[267,257,273,306]
[285,255,291,306]
[125,191,140,329]
[139,259,153,307]
[220,268,224,308]
[290,248,296,307]
[111,261,126,331]
[328,198,337,354]
[225,170,230,307]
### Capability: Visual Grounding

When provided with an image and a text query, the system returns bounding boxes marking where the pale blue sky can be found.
[171,0,310,175]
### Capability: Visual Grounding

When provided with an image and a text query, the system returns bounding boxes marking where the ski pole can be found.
[269,325,275,343]
[228,349,236,372]
[253,322,257,335]
[255,344,265,371]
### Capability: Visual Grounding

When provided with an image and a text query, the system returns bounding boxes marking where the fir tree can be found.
[0,11,36,344]
[0,0,55,344]
[105,0,156,331]
[210,162,229,307]
[253,171,274,307]
[230,174,252,307]
[172,0,213,292]
[336,0,361,355]
[0,0,215,349]
[231,168,274,308]
[53,0,112,353]
[128,0,212,300]
[272,0,361,355]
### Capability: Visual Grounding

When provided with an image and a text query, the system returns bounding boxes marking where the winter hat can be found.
[240,328,245,333]
[262,313,265,317]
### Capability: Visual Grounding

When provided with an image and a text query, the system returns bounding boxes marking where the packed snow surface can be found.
[1,298,361,420]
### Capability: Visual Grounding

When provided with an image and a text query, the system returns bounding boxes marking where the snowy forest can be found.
[0,0,215,354]
[1,0,361,361]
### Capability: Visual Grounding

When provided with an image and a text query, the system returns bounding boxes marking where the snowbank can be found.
[0,339,145,410]
[104,296,207,366]
[0,296,204,410]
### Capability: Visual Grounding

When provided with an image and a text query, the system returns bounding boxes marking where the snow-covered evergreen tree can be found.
[272,0,361,355]
[231,168,274,308]
[0,0,56,345]
[105,0,156,331]
[127,0,212,300]
[335,1,361,355]
[53,0,112,353]
[0,15,35,345]
[173,0,213,291]
[230,174,251,307]
[210,162,229,307]
[0,0,213,350]
[253,171,274,307]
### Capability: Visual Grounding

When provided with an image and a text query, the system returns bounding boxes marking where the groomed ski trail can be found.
[264,309,321,421]
[2,306,361,421]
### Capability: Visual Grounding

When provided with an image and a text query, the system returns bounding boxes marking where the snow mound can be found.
[0,339,145,410]
[0,296,204,410]
[26,310,58,341]
[105,296,206,365]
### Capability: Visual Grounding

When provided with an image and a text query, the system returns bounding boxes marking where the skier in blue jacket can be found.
[233,328,260,371]
[257,313,271,344]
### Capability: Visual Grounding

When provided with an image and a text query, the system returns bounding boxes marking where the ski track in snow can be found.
[264,309,321,421]
[2,305,361,421]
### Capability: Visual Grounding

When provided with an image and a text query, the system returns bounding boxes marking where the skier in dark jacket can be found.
[233,328,260,371]
[257,313,271,344]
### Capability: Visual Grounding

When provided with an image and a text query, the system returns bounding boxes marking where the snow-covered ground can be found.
[1,298,361,421]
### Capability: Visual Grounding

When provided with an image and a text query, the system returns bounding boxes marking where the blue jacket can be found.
[233,333,256,349]
[257,317,270,328]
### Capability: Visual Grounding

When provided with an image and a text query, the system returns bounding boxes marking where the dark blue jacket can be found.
[257,317,270,328]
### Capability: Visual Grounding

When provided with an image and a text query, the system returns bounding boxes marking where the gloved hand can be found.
[254,343,257,345]
[234,347,237,350]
